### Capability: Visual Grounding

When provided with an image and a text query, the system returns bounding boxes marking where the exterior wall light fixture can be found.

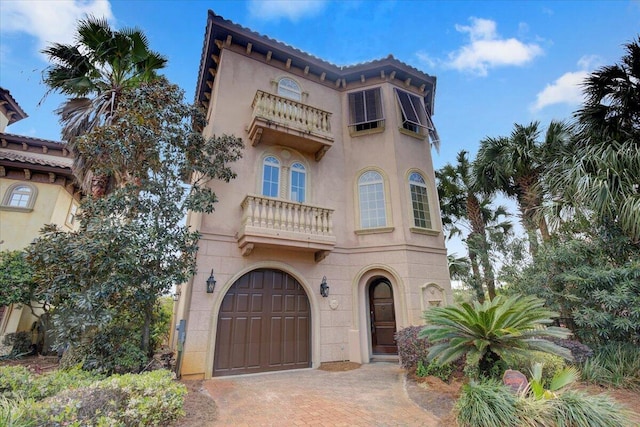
[206,270,217,293]
[172,291,181,301]
[320,276,329,297]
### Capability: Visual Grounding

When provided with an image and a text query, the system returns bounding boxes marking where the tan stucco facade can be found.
[0,88,78,353]
[174,11,451,379]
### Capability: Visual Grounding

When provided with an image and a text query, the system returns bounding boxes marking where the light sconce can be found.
[172,291,181,302]
[206,269,217,293]
[320,276,329,298]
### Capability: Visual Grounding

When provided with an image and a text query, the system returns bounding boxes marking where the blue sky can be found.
[1,0,639,256]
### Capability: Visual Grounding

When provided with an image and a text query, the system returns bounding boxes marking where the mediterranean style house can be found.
[0,87,80,354]
[173,11,452,379]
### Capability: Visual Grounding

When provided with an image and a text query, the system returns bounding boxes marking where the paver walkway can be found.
[202,362,440,426]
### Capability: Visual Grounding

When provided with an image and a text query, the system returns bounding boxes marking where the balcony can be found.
[248,91,334,161]
[237,194,336,262]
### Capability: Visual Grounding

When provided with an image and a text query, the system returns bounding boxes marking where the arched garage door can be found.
[213,269,311,376]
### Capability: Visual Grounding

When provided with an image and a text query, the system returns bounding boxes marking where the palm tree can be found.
[420,294,572,379]
[437,151,510,301]
[548,37,640,241]
[42,16,167,197]
[475,121,573,254]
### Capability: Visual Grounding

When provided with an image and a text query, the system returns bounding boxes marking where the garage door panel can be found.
[269,316,282,365]
[214,269,311,376]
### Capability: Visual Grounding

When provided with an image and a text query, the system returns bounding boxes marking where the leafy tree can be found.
[0,251,44,317]
[42,16,167,197]
[420,294,572,379]
[547,37,640,241]
[507,224,640,345]
[27,78,243,372]
[474,121,574,254]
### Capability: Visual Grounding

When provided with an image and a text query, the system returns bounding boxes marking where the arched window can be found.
[1,183,38,210]
[277,77,301,101]
[262,156,280,198]
[290,162,306,203]
[358,171,386,228]
[409,172,432,229]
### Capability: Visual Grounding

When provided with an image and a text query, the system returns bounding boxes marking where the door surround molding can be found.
[350,264,407,363]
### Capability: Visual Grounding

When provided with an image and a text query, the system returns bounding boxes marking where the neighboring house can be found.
[173,11,451,379]
[0,87,80,354]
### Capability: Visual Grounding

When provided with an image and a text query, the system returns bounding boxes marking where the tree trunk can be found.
[467,194,496,299]
[467,246,485,303]
[141,304,153,358]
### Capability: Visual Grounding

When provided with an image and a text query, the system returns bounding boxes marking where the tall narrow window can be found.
[409,172,432,229]
[277,77,301,101]
[395,89,430,134]
[290,162,306,203]
[262,156,280,197]
[348,88,384,132]
[358,171,387,228]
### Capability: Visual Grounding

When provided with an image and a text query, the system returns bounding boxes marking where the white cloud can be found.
[249,0,326,22]
[415,51,438,69]
[531,55,602,111]
[447,17,543,76]
[0,0,113,53]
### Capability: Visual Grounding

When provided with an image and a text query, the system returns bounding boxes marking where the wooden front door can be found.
[369,279,397,354]
[213,269,311,376]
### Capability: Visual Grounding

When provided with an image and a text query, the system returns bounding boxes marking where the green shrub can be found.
[504,351,567,386]
[455,379,519,427]
[0,396,36,427]
[416,359,454,382]
[395,326,430,369]
[547,391,631,427]
[0,365,103,401]
[28,369,186,426]
[581,342,640,390]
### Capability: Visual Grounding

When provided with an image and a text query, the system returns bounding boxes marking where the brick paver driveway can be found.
[202,362,440,426]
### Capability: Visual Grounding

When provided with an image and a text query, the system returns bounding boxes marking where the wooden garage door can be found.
[213,269,311,376]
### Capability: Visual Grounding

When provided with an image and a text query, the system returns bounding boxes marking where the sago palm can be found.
[42,16,167,196]
[420,294,572,378]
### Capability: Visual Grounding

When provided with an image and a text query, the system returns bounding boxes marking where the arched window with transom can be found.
[262,156,280,197]
[358,171,387,228]
[290,162,306,203]
[277,77,301,101]
[409,172,432,229]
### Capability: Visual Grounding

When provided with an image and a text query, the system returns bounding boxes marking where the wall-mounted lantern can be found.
[172,291,181,302]
[320,276,329,297]
[206,269,216,293]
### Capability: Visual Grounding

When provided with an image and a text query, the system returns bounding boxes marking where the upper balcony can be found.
[248,91,334,161]
[237,194,336,262]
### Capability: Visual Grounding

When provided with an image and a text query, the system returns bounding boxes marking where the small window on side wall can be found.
[1,183,38,211]
[409,172,432,229]
[348,88,384,134]
[277,77,301,101]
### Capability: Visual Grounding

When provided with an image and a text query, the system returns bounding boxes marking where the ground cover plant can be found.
[0,366,185,426]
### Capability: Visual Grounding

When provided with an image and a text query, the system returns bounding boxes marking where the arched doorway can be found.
[369,278,397,354]
[213,269,311,376]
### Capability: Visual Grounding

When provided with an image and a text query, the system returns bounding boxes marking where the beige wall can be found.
[177,49,451,379]
[0,178,78,349]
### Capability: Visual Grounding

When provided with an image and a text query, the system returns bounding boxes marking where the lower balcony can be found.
[237,194,336,262]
